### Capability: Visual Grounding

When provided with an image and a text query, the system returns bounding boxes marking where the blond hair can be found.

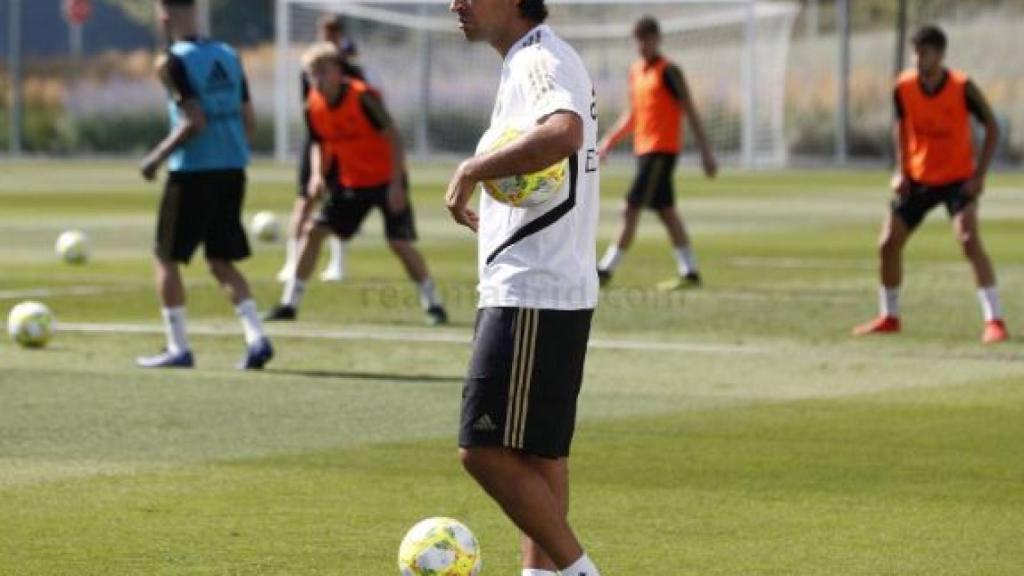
[301,42,343,72]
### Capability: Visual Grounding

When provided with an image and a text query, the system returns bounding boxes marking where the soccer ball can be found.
[55,230,90,264]
[251,211,281,243]
[479,125,567,208]
[398,517,481,576]
[7,301,56,349]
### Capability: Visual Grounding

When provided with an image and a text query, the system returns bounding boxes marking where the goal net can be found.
[274,0,798,167]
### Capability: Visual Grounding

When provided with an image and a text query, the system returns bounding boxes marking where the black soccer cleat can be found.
[263,304,297,322]
[657,272,703,292]
[425,305,449,326]
[597,268,613,288]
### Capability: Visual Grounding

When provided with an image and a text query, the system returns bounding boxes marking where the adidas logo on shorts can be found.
[472,414,498,432]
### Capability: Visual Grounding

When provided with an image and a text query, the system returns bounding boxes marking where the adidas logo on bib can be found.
[206,60,234,93]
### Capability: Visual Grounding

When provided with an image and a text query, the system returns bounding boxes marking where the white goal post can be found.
[274,0,798,167]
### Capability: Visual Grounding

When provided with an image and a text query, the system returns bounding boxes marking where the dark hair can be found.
[912,25,947,52]
[161,0,195,6]
[318,14,346,35]
[634,15,661,39]
[519,0,548,23]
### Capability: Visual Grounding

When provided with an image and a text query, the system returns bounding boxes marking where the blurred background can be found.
[0,0,1022,166]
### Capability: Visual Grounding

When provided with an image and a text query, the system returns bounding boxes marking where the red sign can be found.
[64,0,93,25]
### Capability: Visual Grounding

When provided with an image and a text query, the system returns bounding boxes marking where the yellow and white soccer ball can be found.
[55,230,90,264]
[251,211,281,243]
[398,517,481,576]
[479,126,567,208]
[7,301,56,349]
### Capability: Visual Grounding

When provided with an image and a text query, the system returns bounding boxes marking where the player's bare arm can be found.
[446,110,583,232]
[141,58,207,181]
[243,102,257,142]
[891,118,911,197]
[141,99,206,181]
[598,108,635,162]
[679,70,718,178]
[384,126,409,213]
[965,82,999,197]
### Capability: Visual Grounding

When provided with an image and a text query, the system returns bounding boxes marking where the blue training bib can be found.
[166,40,250,173]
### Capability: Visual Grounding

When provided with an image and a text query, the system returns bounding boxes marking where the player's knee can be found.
[459,447,501,478]
[878,234,903,257]
[206,259,231,278]
[459,448,482,476]
[958,231,981,255]
[388,239,411,254]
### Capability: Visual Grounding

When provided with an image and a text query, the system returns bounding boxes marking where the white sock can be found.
[284,237,299,270]
[561,553,600,576]
[161,306,190,355]
[327,237,346,272]
[235,299,265,346]
[522,570,558,576]
[281,278,307,308]
[675,245,698,276]
[418,278,442,309]
[880,286,900,318]
[977,286,1003,322]
[598,245,625,272]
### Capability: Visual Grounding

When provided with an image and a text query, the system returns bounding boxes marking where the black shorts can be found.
[155,170,251,264]
[315,180,417,241]
[459,307,594,459]
[627,153,678,209]
[893,180,974,231]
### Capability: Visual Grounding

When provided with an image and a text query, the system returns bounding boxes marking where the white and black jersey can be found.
[475,24,600,311]
[460,24,599,459]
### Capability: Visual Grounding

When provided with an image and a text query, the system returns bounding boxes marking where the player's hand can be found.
[598,141,612,164]
[891,173,911,197]
[140,157,160,182]
[963,175,985,198]
[387,179,409,214]
[446,160,480,233]
[307,174,326,200]
[702,153,719,179]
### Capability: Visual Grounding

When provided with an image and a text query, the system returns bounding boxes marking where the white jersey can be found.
[475,24,600,311]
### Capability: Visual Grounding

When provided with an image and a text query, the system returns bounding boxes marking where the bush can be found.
[0,109,276,155]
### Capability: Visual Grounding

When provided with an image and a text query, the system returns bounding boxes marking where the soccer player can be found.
[446,1,602,575]
[137,0,273,369]
[596,15,718,290]
[265,43,448,326]
[278,14,358,284]
[853,25,1006,343]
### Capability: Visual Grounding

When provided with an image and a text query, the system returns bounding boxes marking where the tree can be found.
[102,0,272,45]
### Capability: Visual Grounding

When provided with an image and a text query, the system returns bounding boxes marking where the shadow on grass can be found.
[266,368,464,384]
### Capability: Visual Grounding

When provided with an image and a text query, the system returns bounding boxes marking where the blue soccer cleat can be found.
[238,337,274,370]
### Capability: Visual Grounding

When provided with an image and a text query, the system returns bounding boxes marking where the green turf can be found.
[2,161,1024,574]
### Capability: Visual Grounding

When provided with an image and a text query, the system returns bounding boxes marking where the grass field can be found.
[2,160,1023,575]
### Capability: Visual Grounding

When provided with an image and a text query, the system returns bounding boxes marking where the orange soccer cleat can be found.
[852,315,901,336]
[982,319,1009,344]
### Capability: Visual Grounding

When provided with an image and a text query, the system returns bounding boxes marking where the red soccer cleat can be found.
[982,319,1009,344]
[852,316,901,336]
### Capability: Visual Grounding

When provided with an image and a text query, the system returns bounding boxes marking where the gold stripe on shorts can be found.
[504,310,526,446]
[504,309,539,449]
